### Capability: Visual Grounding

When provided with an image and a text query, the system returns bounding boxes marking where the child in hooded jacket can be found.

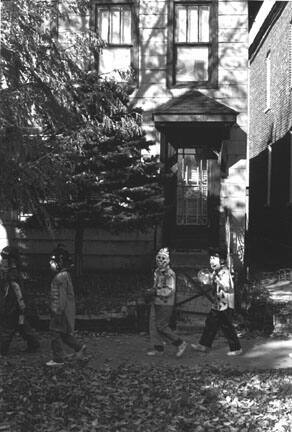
[0,246,40,356]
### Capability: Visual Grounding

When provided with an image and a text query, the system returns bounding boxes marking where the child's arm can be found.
[56,273,67,312]
[11,281,26,311]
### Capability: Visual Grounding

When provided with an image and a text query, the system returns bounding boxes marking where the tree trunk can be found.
[74,217,84,278]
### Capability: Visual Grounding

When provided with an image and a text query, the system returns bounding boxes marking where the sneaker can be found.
[176,341,187,358]
[46,359,64,367]
[191,343,208,353]
[227,349,243,356]
[76,344,86,359]
[147,350,164,356]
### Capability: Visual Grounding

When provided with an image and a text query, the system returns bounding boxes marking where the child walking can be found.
[0,246,40,356]
[147,248,187,357]
[191,248,242,356]
[46,247,86,366]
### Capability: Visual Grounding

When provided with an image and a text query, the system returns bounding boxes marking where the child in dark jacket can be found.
[0,246,40,356]
[191,248,242,356]
[46,247,86,366]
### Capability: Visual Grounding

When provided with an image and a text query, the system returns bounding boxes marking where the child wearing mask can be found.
[147,248,187,357]
[46,247,86,366]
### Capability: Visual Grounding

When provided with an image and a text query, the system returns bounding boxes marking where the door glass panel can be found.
[176,149,208,225]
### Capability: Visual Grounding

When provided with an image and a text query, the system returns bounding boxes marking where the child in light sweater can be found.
[147,248,187,357]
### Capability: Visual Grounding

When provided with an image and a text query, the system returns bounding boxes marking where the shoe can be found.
[227,349,243,356]
[191,343,208,353]
[46,359,64,367]
[147,350,164,356]
[76,344,87,359]
[176,341,187,358]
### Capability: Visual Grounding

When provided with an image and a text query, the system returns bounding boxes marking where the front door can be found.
[164,146,220,250]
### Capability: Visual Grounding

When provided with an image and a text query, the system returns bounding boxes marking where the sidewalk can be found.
[6,331,292,371]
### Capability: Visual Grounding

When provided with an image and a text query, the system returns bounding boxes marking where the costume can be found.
[198,263,241,353]
[0,247,39,355]
[47,248,85,365]
[148,248,187,357]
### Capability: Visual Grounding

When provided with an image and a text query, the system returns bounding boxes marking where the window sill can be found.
[169,81,218,90]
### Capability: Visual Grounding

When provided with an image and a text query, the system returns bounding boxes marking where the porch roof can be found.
[152,90,238,125]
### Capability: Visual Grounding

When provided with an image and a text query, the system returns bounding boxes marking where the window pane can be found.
[110,9,120,43]
[199,6,210,42]
[176,47,209,82]
[176,7,187,42]
[99,9,109,42]
[99,47,131,77]
[188,7,198,42]
[122,9,131,43]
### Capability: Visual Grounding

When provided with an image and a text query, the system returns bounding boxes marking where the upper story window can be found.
[265,51,271,111]
[168,0,218,88]
[93,1,138,83]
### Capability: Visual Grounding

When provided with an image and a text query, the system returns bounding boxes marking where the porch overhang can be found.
[152,90,238,130]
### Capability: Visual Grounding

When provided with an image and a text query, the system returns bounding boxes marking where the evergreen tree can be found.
[0,0,163,274]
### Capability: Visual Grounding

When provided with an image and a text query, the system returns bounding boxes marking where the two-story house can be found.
[248,0,292,271]
[3,0,248,272]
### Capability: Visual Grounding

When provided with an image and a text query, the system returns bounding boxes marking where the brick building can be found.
[1,0,248,272]
[248,1,292,269]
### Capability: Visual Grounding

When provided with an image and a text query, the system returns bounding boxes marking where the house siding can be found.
[249,1,292,268]
[4,0,248,271]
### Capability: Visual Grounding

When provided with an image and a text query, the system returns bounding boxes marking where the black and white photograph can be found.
[1,0,292,430]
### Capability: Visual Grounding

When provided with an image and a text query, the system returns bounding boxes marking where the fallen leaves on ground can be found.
[1,356,292,432]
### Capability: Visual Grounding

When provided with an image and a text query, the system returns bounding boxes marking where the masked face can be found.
[210,255,220,270]
[156,254,169,269]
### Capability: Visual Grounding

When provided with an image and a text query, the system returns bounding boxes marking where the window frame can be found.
[266,143,272,207]
[167,0,218,88]
[91,0,139,85]
[265,50,271,112]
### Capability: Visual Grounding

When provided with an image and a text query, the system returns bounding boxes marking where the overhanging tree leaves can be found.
[0,0,163,274]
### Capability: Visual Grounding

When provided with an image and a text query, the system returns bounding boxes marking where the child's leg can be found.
[149,303,164,351]
[61,333,83,353]
[219,309,241,351]
[155,305,183,346]
[0,326,16,355]
[51,330,65,362]
[199,309,220,348]
[0,314,18,355]
[19,319,40,352]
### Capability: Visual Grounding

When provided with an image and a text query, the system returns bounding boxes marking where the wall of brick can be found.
[249,2,292,268]
[249,2,292,159]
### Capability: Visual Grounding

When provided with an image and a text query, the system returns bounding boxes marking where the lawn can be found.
[1,354,292,432]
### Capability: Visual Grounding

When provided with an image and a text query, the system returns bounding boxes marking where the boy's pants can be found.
[0,315,40,355]
[149,304,182,349]
[199,308,241,351]
[51,330,82,362]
